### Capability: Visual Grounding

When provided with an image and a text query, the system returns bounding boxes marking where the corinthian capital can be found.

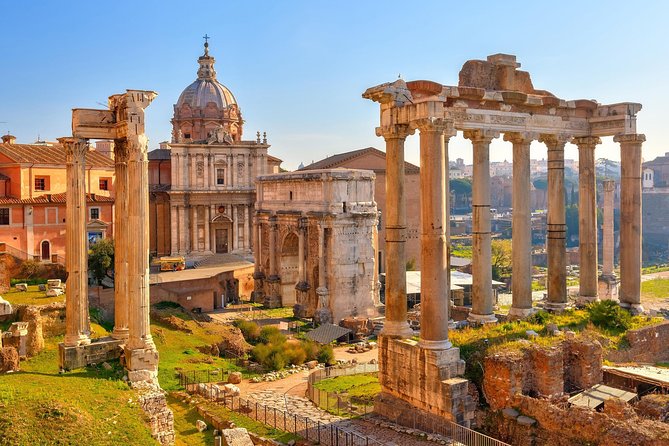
[113,139,129,162]
[613,133,646,144]
[412,117,456,137]
[58,137,89,161]
[503,132,538,145]
[463,129,499,144]
[376,124,413,141]
[539,133,571,149]
[572,136,601,149]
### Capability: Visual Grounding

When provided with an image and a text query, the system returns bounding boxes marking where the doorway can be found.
[215,229,229,253]
[41,240,50,261]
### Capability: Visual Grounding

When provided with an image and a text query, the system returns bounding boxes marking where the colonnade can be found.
[172,151,265,189]
[379,120,646,345]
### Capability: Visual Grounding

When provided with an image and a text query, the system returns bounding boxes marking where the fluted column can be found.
[378,124,414,339]
[298,219,306,283]
[268,215,278,278]
[465,129,498,324]
[112,139,129,340]
[615,133,645,313]
[542,134,569,311]
[601,180,616,277]
[204,205,211,252]
[506,132,535,318]
[415,118,455,348]
[60,137,91,347]
[574,136,601,303]
[125,133,156,355]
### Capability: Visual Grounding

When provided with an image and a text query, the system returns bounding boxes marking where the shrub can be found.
[528,310,550,325]
[258,325,286,345]
[234,320,261,343]
[586,300,631,332]
[317,344,335,366]
[283,342,307,366]
[18,260,44,280]
[301,339,320,361]
[154,301,182,310]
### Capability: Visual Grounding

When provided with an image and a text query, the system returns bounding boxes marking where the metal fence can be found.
[178,368,228,390]
[307,363,380,416]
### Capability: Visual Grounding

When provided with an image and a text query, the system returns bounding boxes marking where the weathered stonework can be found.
[255,169,379,323]
[139,391,175,446]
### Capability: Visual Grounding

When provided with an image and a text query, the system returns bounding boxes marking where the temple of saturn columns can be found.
[59,90,160,383]
[363,54,644,426]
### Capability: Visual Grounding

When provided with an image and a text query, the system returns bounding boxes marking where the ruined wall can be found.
[483,338,603,410]
[16,302,66,356]
[606,321,669,363]
[139,391,175,446]
[483,395,669,446]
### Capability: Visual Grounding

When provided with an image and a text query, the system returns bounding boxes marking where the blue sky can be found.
[1,1,667,170]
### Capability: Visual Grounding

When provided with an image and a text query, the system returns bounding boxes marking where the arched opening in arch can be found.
[280,232,299,306]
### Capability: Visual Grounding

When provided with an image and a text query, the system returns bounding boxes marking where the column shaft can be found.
[466,130,497,323]
[269,216,278,277]
[112,140,129,340]
[298,223,305,282]
[575,137,601,302]
[232,205,239,251]
[616,134,645,311]
[543,135,568,309]
[243,204,250,251]
[602,180,615,277]
[506,133,534,317]
[170,205,178,255]
[178,205,186,254]
[61,137,91,347]
[204,205,211,252]
[191,206,198,252]
[417,119,453,348]
[378,125,413,339]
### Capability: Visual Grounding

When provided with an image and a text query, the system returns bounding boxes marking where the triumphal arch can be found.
[364,54,643,426]
[58,90,160,383]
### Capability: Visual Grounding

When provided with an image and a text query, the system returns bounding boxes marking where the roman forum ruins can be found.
[59,90,160,383]
[364,54,644,425]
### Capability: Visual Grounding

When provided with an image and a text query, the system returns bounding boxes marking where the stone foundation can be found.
[375,336,474,426]
[139,391,175,445]
[58,337,124,371]
[125,345,159,382]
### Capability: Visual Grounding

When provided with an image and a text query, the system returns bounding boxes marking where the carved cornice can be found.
[613,133,646,144]
[376,124,413,141]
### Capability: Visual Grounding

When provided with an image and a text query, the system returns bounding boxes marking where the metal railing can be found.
[178,368,228,390]
[307,363,380,417]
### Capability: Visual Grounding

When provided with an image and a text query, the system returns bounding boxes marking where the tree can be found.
[88,238,114,284]
[491,239,512,280]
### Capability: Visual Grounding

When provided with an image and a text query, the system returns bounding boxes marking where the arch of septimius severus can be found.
[58,90,159,383]
[364,54,643,426]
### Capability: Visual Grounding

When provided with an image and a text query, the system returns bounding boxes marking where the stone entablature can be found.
[253,169,379,323]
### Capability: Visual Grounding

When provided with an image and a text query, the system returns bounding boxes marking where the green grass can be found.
[451,245,473,258]
[313,373,379,395]
[642,264,669,274]
[641,278,669,300]
[531,280,546,291]
[167,395,212,446]
[2,285,66,306]
[0,335,156,446]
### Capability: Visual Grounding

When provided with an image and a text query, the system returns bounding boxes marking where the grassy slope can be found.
[641,278,669,300]
[313,373,380,398]
[2,285,66,306]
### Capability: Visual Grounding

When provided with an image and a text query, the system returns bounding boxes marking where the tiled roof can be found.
[0,143,115,168]
[0,192,114,205]
[267,154,283,163]
[148,149,171,160]
[299,147,420,174]
[305,323,351,344]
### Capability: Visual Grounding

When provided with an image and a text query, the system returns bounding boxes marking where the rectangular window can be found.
[90,208,100,220]
[34,177,46,191]
[0,208,9,225]
[99,178,109,190]
[217,169,225,185]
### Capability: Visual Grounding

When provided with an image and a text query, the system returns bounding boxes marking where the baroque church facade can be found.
[149,41,281,257]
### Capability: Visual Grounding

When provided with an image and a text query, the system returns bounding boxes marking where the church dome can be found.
[175,41,237,110]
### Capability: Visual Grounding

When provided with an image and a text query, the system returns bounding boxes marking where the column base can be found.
[63,334,91,347]
[543,301,572,313]
[111,327,129,341]
[577,294,599,306]
[125,345,159,379]
[467,312,498,325]
[507,307,537,320]
[379,320,414,339]
[418,338,453,350]
[619,301,645,315]
[59,337,124,371]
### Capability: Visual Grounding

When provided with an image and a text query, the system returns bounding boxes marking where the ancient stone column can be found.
[60,137,91,347]
[125,110,159,376]
[415,118,455,348]
[602,180,615,277]
[204,205,211,252]
[295,217,310,316]
[232,205,239,251]
[178,205,186,254]
[252,216,265,303]
[191,205,198,252]
[574,136,601,303]
[465,129,498,324]
[542,134,568,311]
[378,124,414,339]
[615,133,645,313]
[170,205,178,255]
[297,219,306,283]
[506,132,535,318]
[315,222,332,324]
[243,204,250,251]
[112,139,129,340]
[268,215,278,278]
